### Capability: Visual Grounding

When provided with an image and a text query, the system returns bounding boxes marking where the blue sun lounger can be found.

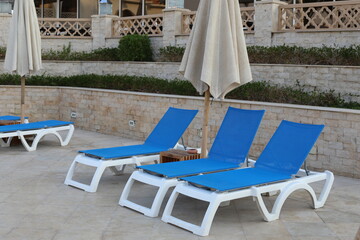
[161,120,334,236]
[64,107,198,193]
[119,107,265,217]
[0,120,74,151]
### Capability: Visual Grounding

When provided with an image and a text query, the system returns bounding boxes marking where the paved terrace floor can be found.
[0,129,359,240]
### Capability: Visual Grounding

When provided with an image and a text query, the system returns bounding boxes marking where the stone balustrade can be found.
[1,0,359,52]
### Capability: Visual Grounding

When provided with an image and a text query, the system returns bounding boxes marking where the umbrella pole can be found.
[201,89,211,158]
[20,76,25,123]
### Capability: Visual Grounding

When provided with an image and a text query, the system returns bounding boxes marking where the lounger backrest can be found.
[255,120,324,175]
[144,107,198,149]
[208,107,265,164]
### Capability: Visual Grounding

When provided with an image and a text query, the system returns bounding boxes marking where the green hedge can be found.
[2,45,360,66]
[247,45,360,66]
[0,74,358,109]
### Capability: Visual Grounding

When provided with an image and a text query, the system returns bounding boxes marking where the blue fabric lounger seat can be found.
[119,107,265,217]
[0,120,74,151]
[161,120,335,236]
[0,115,29,121]
[64,107,198,193]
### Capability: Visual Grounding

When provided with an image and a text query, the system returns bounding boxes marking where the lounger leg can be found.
[32,125,74,147]
[64,160,78,186]
[109,165,126,175]
[60,125,75,146]
[162,185,221,236]
[196,197,221,236]
[87,165,107,193]
[252,183,313,222]
[119,171,178,217]
[0,137,12,147]
[119,173,136,206]
[18,132,36,151]
[147,182,176,217]
[220,201,230,207]
[314,171,334,208]
[252,171,335,222]
[64,155,106,193]
[161,190,180,222]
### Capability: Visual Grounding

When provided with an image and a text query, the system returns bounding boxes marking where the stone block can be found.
[329,141,343,150]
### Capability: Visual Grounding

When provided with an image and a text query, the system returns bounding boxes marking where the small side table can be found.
[160,149,201,163]
[0,120,20,126]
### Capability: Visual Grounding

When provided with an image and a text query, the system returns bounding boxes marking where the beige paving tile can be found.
[316,209,360,223]
[280,209,324,222]
[291,236,340,240]
[2,228,57,240]
[242,221,291,237]
[0,193,11,202]
[71,205,117,219]
[61,215,112,232]
[17,214,69,230]
[154,233,200,240]
[245,235,292,240]
[32,204,79,218]
[53,230,103,240]
[327,223,360,237]
[0,227,12,238]
[0,214,27,229]
[0,203,40,215]
[284,222,336,237]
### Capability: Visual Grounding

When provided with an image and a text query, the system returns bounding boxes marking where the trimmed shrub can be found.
[118,35,153,61]
[158,46,185,62]
[42,44,121,61]
[0,46,6,59]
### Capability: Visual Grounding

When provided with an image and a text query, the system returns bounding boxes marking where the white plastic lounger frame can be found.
[0,124,74,152]
[161,169,334,236]
[65,144,183,193]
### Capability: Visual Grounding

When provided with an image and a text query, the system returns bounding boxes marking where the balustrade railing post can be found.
[162,8,190,47]
[254,0,287,46]
[91,14,114,50]
[0,13,12,47]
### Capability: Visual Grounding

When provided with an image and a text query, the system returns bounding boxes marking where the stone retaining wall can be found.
[1,86,359,178]
[1,61,359,102]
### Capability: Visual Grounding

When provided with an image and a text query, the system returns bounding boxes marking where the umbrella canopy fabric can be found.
[4,0,42,76]
[179,0,252,99]
[4,0,42,123]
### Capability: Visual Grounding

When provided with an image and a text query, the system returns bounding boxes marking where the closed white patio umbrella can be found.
[180,0,252,157]
[4,0,42,123]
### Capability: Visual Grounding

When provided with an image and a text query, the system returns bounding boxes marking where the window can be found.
[34,0,78,18]
[120,0,165,17]
[145,0,165,15]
